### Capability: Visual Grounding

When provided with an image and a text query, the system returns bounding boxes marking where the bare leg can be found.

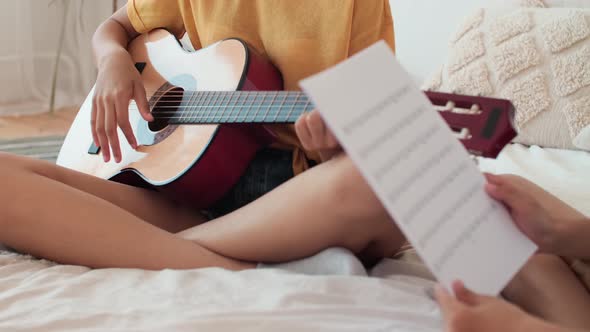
[504,254,590,329]
[0,153,207,233]
[0,154,249,270]
[178,154,405,264]
[0,153,404,268]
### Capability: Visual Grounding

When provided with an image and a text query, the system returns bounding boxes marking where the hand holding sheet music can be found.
[300,42,537,296]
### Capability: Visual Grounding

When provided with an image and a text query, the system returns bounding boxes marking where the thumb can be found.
[452,281,482,306]
[485,181,519,209]
[434,284,464,319]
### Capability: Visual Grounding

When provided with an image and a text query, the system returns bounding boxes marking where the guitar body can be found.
[59,29,517,210]
[58,29,282,208]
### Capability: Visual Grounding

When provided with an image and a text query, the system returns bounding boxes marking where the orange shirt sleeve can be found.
[127,0,186,38]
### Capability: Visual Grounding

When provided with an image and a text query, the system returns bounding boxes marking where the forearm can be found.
[92,6,138,70]
[565,217,590,260]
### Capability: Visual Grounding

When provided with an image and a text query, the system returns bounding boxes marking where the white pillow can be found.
[499,0,590,7]
[545,0,590,6]
[423,7,590,151]
[389,0,590,83]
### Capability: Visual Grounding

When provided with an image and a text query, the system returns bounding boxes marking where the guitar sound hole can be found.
[149,87,184,132]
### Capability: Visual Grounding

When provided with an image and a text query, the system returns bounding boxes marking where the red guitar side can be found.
[57,29,516,209]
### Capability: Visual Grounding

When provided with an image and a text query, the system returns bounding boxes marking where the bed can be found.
[1,144,588,331]
[2,1,590,330]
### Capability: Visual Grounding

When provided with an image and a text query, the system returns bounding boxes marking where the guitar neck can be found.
[157,91,314,124]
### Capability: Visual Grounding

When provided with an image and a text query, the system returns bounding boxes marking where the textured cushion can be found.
[423,7,590,151]
[500,0,590,7]
[388,0,522,83]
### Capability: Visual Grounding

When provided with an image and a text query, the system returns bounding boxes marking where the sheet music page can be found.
[299,41,537,296]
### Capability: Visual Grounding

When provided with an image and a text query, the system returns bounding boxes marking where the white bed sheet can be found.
[0,254,440,332]
[479,144,590,216]
[0,144,588,332]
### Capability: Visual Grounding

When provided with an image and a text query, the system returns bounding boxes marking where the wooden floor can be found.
[0,107,78,140]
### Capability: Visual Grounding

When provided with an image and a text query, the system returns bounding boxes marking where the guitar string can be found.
[123,99,310,115]
[159,108,310,122]
[143,91,305,96]
[141,92,307,100]
[124,105,311,115]
[122,108,309,122]
[119,91,310,107]
[93,91,312,122]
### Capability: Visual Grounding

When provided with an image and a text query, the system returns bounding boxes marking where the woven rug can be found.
[0,136,64,163]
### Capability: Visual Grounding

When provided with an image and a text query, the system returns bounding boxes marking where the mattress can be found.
[0,144,588,331]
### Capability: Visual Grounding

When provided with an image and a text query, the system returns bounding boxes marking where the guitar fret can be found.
[188,91,199,124]
[177,93,186,123]
[199,91,209,123]
[196,91,207,123]
[210,92,222,123]
[230,92,241,122]
[185,93,193,123]
[213,92,227,123]
[261,91,278,123]
[273,92,287,123]
[228,92,241,122]
[284,92,300,123]
[222,92,232,122]
[243,92,255,123]
[250,92,264,123]
[217,92,229,123]
[208,91,219,123]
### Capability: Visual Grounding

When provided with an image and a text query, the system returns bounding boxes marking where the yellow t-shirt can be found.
[127,0,395,174]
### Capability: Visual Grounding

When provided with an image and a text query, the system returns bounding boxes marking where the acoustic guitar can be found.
[57,29,516,208]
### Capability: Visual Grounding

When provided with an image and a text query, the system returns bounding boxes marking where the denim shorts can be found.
[203,148,295,219]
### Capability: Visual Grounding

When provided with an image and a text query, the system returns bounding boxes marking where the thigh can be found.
[0,161,246,270]
[179,154,405,263]
[0,152,205,232]
[504,254,590,328]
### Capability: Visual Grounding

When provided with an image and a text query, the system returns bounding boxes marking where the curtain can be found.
[0,1,113,116]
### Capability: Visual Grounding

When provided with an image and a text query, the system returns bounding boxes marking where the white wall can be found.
[388,0,501,84]
[0,1,112,115]
[0,0,520,115]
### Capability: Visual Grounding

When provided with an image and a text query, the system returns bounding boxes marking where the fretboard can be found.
[154,91,315,124]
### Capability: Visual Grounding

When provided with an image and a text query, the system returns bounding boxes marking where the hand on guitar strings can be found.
[91,53,154,163]
[295,110,342,162]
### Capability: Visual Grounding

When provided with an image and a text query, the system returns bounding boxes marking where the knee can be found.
[0,153,22,178]
[505,254,566,295]
[0,152,18,166]
[0,152,59,180]
[521,254,567,278]
[0,152,32,171]
[323,155,387,219]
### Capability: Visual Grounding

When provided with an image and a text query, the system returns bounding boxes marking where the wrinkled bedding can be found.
[0,144,588,331]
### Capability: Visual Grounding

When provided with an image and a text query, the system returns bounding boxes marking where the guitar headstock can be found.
[426,91,517,159]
